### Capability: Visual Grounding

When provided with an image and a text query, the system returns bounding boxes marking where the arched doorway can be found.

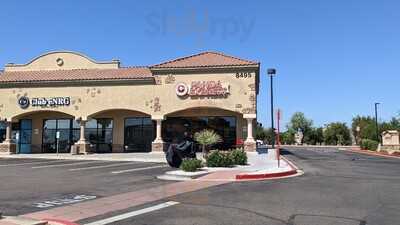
[87,109,154,153]
[163,107,242,151]
[12,110,77,153]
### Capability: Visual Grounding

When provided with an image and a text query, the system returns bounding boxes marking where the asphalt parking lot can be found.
[1,148,400,225]
[0,157,174,216]
[77,148,400,225]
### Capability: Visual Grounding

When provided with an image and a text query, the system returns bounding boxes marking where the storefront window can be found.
[124,117,154,152]
[85,118,113,153]
[163,116,237,150]
[42,119,79,153]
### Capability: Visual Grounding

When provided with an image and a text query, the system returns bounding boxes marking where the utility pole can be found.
[267,68,276,149]
[374,102,380,143]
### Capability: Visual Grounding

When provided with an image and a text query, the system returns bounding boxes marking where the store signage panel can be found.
[176,81,230,97]
[18,96,71,109]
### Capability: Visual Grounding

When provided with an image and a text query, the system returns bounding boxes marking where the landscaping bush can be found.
[206,150,234,167]
[230,148,248,165]
[180,158,203,172]
[360,139,379,151]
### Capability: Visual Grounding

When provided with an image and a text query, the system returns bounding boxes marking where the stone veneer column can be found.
[0,121,16,154]
[152,115,165,152]
[243,114,257,151]
[73,119,91,154]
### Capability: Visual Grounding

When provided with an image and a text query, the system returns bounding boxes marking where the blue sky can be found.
[0,0,399,128]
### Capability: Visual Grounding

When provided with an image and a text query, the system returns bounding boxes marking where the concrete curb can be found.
[43,218,80,225]
[235,156,301,180]
[345,149,400,159]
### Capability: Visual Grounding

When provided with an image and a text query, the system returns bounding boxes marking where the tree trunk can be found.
[202,145,206,160]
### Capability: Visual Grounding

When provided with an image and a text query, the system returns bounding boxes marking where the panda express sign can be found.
[18,96,70,109]
[176,81,230,97]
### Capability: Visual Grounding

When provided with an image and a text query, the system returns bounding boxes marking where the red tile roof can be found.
[0,67,152,83]
[151,51,259,69]
[0,51,259,84]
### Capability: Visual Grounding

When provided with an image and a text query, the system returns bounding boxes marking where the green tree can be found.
[287,112,313,143]
[255,122,267,141]
[305,127,324,145]
[324,122,351,145]
[280,130,295,145]
[194,129,222,158]
[380,117,400,132]
[351,116,378,142]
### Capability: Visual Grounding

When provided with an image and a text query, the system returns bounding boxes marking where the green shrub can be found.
[230,148,248,165]
[180,158,203,172]
[360,139,379,151]
[206,150,234,167]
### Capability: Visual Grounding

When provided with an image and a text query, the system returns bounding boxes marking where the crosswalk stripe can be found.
[111,165,167,174]
[68,162,136,171]
[0,160,62,167]
[32,161,100,169]
[84,201,179,225]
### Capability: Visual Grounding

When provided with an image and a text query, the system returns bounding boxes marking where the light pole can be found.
[374,102,380,143]
[267,68,276,149]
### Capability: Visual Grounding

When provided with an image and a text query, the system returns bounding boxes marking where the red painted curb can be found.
[43,218,80,225]
[235,169,297,180]
[235,156,300,180]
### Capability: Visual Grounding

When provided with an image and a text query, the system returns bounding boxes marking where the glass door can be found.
[42,119,79,153]
[124,117,154,152]
[17,120,32,154]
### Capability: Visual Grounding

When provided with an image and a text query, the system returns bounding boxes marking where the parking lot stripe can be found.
[0,160,62,167]
[68,162,136,171]
[111,165,168,174]
[83,201,179,225]
[32,161,101,169]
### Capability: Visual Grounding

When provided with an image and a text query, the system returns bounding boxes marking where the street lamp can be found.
[267,68,276,149]
[374,102,380,143]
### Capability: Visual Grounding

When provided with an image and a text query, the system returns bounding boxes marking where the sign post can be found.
[56,131,60,155]
[276,109,281,167]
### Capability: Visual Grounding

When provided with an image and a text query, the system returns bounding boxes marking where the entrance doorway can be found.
[124,117,154,152]
[85,118,113,153]
[13,119,32,154]
[163,116,237,150]
[42,119,79,153]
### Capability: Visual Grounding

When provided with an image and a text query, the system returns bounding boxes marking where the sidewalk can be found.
[161,152,302,181]
[0,152,167,163]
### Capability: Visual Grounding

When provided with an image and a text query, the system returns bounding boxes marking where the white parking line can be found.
[111,165,168,174]
[32,161,101,169]
[84,201,179,225]
[68,162,136,171]
[0,160,62,167]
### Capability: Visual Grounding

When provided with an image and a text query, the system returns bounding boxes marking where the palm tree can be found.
[194,129,222,158]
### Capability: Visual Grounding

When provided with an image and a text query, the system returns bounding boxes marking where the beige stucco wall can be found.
[4,51,119,71]
[0,51,259,152]
[0,72,257,121]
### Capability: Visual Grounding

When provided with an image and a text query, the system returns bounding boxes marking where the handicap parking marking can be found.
[32,160,103,169]
[111,165,168,174]
[0,159,64,167]
[84,201,179,225]
[68,162,138,171]
[33,194,97,208]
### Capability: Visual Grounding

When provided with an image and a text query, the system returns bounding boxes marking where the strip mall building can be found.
[0,51,259,154]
